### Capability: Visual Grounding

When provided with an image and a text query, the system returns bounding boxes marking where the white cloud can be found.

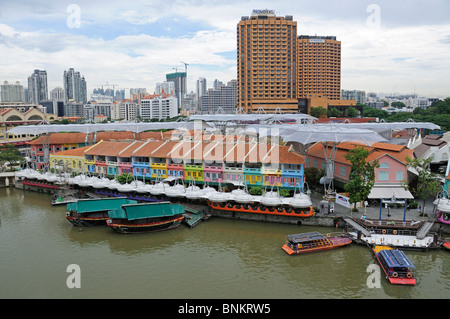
[0,0,449,98]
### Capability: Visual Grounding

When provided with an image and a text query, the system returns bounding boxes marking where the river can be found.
[0,187,448,299]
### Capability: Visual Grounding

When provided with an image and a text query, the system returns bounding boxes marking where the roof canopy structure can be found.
[243,124,389,146]
[189,113,317,124]
[7,122,207,135]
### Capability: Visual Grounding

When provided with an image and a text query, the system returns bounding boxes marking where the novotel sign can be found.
[252,9,275,16]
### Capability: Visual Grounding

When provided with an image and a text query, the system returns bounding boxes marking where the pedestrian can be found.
[387,205,391,217]
[418,205,422,215]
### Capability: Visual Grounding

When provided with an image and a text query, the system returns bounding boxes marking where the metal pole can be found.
[403,200,407,226]
[379,198,382,225]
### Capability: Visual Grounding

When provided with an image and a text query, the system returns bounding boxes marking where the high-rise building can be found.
[63,68,87,104]
[28,69,48,105]
[200,79,237,114]
[237,11,342,114]
[50,87,64,101]
[196,78,207,106]
[1,81,25,102]
[237,10,298,113]
[166,72,186,112]
[297,35,341,101]
[155,81,175,95]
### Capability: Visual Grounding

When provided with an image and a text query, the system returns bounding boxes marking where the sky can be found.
[0,0,449,98]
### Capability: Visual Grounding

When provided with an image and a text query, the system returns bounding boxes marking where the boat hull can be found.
[282,236,352,255]
[437,211,450,225]
[208,200,314,218]
[66,211,109,226]
[443,242,450,251]
[106,216,184,233]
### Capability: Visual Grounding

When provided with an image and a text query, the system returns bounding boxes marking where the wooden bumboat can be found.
[372,245,416,285]
[106,201,185,234]
[282,231,352,255]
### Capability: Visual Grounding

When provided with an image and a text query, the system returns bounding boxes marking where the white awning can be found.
[368,186,414,199]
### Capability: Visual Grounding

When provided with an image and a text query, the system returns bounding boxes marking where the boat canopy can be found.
[379,249,416,269]
[286,231,326,244]
[108,202,185,220]
[67,197,137,213]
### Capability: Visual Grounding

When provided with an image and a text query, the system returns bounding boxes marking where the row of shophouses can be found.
[35,132,306,189]
[28,130,418,192]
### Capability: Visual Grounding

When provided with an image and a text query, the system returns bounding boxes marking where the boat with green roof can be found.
[106,201,185,233]
[66,197,138,226]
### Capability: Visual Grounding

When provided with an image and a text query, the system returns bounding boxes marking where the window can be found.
[378,171,389,181]
[396,171,404,181]
[340,166,346,176]
[379,162,389,169]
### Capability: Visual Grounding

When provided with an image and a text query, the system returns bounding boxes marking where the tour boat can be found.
[66,197,138,226]
[372,245,416,285]
[106,201,185,233]
[282,231,352,255]
[434,197,450,225]
[443,241,450,251]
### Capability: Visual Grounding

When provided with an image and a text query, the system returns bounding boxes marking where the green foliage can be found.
[115,173,133,184]
[362,97,450,131]
[0,144,25,166]
[310,106,328,118]
[304,167,324,192]
[249,186,263,195]
[279,188,291,197]
[328,107,342,117]
[344,106,359,118]
[404,157,441,213]
[344,147,378,209]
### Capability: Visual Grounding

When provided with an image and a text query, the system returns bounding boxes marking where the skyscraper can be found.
[297,35,341,101]
[196,77,207,110]
[166,72,186,112]
[63,68,87,104]
[28,69,48,105]
[237,10,298,113]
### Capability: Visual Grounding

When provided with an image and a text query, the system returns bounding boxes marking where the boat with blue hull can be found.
[66,197,138,226]
[106,201,185,233]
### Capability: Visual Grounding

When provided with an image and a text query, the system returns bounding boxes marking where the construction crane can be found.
[180,61,189,74]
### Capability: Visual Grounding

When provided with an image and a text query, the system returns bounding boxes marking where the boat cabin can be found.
[285,231,331,251]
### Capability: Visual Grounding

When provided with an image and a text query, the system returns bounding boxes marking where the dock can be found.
[182,206,211,228]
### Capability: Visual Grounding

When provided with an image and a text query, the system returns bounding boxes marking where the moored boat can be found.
[106,201,185,233]
[66,197,138,226]
[443,241,450,251]
[372,245,416,285]
[282,231,351,255]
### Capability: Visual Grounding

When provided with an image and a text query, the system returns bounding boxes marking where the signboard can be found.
[335,193,350,208]
[252,9,275,16]
[309,38,325,43]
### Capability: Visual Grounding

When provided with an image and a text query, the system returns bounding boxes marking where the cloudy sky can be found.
[0,0,449,98]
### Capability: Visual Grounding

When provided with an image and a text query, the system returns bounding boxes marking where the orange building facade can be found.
[237,10,344,115]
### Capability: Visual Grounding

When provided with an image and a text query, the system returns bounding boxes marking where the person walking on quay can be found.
[418,205,422,216]
[387,205,391,218]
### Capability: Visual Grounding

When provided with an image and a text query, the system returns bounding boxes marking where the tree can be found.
[328,107,343,117]
[310,106,328,118]
[404,157,441,215]
[0,144,25,167]
[345,106,359,118]
[344,147,379,210]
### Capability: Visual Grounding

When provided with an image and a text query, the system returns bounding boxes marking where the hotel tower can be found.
[237,10,342,114]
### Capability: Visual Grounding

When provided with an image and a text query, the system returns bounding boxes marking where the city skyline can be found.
[0,0,449,98]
